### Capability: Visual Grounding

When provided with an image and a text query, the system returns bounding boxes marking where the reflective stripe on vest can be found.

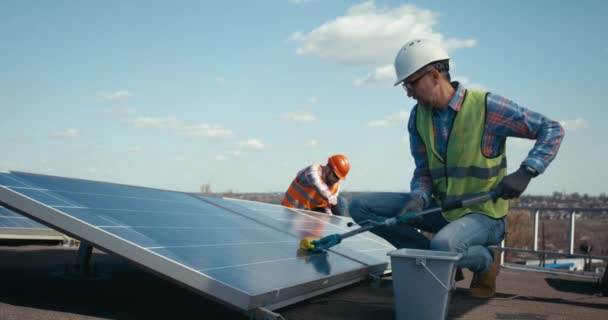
[282,177,339,210]
[415,89,508,221]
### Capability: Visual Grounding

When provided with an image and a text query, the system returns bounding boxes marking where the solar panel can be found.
[0,205,47,228]
[0,171,393,313]
[205,196,395,273]
[0,204,68,241]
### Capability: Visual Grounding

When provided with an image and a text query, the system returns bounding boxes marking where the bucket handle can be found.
[416,258,452,291]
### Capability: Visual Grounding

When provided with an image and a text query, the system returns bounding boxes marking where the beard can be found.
[416,96,433,110]
[416,93,440,111]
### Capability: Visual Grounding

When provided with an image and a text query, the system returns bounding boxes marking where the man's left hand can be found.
[497,166,534,199]
[327,194,338,206]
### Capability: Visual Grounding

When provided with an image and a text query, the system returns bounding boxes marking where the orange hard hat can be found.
[327,154,350,180]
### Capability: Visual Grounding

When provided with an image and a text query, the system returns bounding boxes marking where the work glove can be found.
[327,194,338,206]
[496,166,534,200]
[397,195,425,225]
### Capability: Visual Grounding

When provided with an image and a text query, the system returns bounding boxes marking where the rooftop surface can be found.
[0,243,606,320]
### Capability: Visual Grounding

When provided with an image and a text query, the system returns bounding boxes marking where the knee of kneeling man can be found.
[429,237,456,252]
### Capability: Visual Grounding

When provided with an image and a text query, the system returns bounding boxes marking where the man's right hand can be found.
[398,195,424,217]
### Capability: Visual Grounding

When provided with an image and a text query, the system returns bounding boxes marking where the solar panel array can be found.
[0,171,393,312]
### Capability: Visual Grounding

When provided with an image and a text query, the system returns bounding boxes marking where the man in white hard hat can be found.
[350,39,564,298]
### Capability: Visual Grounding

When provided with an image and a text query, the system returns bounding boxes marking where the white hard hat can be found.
[393,39,449,86]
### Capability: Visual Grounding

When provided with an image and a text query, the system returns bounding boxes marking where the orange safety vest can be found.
[282,171,339,210]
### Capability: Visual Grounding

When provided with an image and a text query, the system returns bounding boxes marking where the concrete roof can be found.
[0,244,606,320]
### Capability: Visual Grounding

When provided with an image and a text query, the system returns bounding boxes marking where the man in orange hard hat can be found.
[282,154,350,216]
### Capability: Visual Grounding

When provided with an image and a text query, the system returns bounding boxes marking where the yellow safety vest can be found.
[282,168,339,210]
[415,89,508,221]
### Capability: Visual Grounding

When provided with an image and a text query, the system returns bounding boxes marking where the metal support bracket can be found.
[600,267,608,296]
[75,241,94,273]
[59,241,106,279]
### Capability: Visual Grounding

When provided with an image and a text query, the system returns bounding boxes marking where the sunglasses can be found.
[402,70,432,91]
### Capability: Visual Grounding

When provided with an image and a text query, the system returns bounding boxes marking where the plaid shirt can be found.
[296,164,340,213]
[408,82,565,204]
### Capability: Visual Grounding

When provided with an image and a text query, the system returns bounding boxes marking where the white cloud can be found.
[354,65,394,86]
[239,139,266,150]
[291,1,476,67]
[215,153,228,161]
[366,110,409,128]
[178,124,233,138]
[132,116,178,129]
[274,111,316,122]
[52,129,80,138]
[130,115,234,140]
[214,149,242,161]
[96,90,131,102]
[216,77,226,86]
[559,118,586,130]
[304,139,319,147]
[307,97,319,104]
[128,146,142,152]
[443,39,477,51]
[453,76,486,90]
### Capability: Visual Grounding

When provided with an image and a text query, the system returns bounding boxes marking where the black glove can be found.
[496,166,534,199]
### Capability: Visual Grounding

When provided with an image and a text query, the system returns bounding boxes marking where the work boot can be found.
[469,250,500,298]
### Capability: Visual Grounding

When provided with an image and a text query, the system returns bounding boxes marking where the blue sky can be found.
[1,0,606,195]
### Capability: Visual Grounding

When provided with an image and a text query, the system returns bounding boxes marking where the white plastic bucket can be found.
[388,248,462,320]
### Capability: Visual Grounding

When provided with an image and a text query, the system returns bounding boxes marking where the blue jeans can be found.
[349,192,506,273]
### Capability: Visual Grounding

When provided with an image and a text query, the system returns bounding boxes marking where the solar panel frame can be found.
[0,171,392,312]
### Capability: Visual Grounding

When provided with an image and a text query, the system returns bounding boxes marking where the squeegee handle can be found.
[338,223,377,239]
[313,190,497,251]
[441,191,497,211]
[392,190,497,226]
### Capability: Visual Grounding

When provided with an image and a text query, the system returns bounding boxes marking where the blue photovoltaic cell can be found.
[0,205,51,229]
[0,171,391,311]
[0,174,32,188]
